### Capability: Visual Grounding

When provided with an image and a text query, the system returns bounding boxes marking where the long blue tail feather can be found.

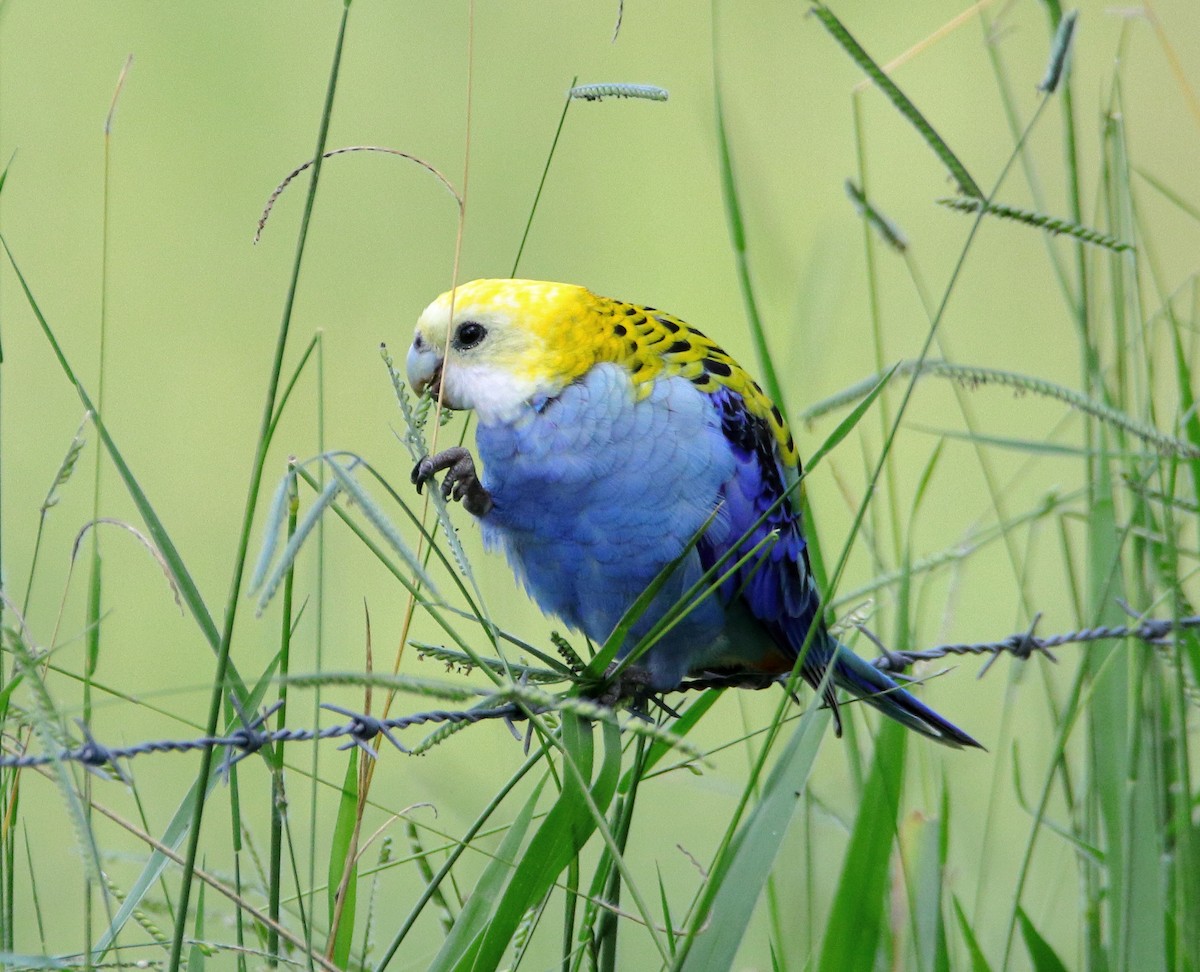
[817,640,983,749]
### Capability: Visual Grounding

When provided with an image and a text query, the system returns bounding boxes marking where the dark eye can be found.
[454,321,487,350]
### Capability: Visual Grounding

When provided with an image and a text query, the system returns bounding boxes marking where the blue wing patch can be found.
[696,387,831,684]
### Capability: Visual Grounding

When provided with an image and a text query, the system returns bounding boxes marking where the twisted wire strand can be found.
[871,614,1200,672]
[0,703,528,771]
[3,613,1196,771]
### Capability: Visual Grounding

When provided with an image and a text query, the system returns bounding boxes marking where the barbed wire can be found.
[868,610,1200,675]
[0,701,530,774]
[2,611,1197,773]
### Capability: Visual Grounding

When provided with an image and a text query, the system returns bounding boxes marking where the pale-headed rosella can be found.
[408,279,980,748]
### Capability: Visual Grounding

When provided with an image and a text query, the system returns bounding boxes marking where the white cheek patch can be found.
[444,362,542,424]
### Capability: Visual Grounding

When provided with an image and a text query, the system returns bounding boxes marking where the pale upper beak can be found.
[406,332,443,397]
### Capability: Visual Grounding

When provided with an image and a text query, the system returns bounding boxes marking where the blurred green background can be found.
[2,0,1198,966]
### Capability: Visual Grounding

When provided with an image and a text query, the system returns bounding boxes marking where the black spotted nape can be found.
[594,295,799,467]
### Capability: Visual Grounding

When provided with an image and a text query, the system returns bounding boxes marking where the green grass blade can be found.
[168,7,352,963]
[576,724,634,972]
[951,896,993,972]
[0,149,15,363]
[845,179,908,252]
[1,236,224,658]
[713,58,783,410]
[810,4,982,198]
[1078,455,1132,971]
[511,76,575,276]
[326,751,359,968]
[817,721,906,972]
[427,777,547,969]
[909,804,950,972]
[467,717,621,971]
[1134,166,1200,224]
[265,330,321,443]
[433,716,621,972]
[1016,907,1070,972]
[676,708,831,971]
[378,753,546,970]
[1168,316,1200,509]
[1123,738,1168,971]
[0,954,72,970]
[807,362,900,471]
[186,877,206,972]
[657,865,675,961]
[585,510,717,678]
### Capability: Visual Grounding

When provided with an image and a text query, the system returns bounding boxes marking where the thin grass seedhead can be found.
[551,631,586,672]
[1038,9,1078,94]
[254,471,340,614]
[22,415,90,616]
[255,146,461,244]
[413,644,564,684]
[325,459,440,596]
[249,465,296,596]
[811,3,983,197]
[803,358,1195,458]
[40,415,88,515]
[568,83,669,102]
[385,359,474,585]
[70,518,184,611]
[938,194,1132,251]
[845,179,908,253]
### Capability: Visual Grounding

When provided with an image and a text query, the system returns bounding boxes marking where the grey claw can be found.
[411,447,492,517]
[411,455,438,492]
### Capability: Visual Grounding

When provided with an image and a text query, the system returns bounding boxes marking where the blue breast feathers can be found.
[473,363,820,689]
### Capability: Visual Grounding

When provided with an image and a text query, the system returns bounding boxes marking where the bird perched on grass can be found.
[408,279,980,748]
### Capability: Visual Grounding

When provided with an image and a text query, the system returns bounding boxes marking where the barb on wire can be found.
[3,611,1198,772]
[321,702,409,758]
[219,701,283,777]
[868,612,1200,674]
[73,719,131,785]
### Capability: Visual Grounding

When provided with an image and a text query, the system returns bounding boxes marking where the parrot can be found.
[407,278,980,748]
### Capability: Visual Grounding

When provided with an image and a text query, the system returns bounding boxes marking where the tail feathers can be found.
[821,641,983,749]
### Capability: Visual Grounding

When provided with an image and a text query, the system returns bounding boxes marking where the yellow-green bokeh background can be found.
[3,1,1198,966]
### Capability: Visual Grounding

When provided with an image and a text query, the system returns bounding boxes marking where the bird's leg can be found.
[411,447,493,517]
[594,663,654,709]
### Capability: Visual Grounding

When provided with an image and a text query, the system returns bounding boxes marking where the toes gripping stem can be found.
[412,447,493,517]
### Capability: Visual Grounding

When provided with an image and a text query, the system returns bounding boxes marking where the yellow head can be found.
[405,278,798,466]
[406,279,610,424]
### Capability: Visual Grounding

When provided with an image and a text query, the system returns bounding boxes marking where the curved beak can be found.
[406,335,443,398]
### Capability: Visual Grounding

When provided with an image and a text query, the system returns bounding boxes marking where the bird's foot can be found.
[412,447,493,517]
[593,664,654,709]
